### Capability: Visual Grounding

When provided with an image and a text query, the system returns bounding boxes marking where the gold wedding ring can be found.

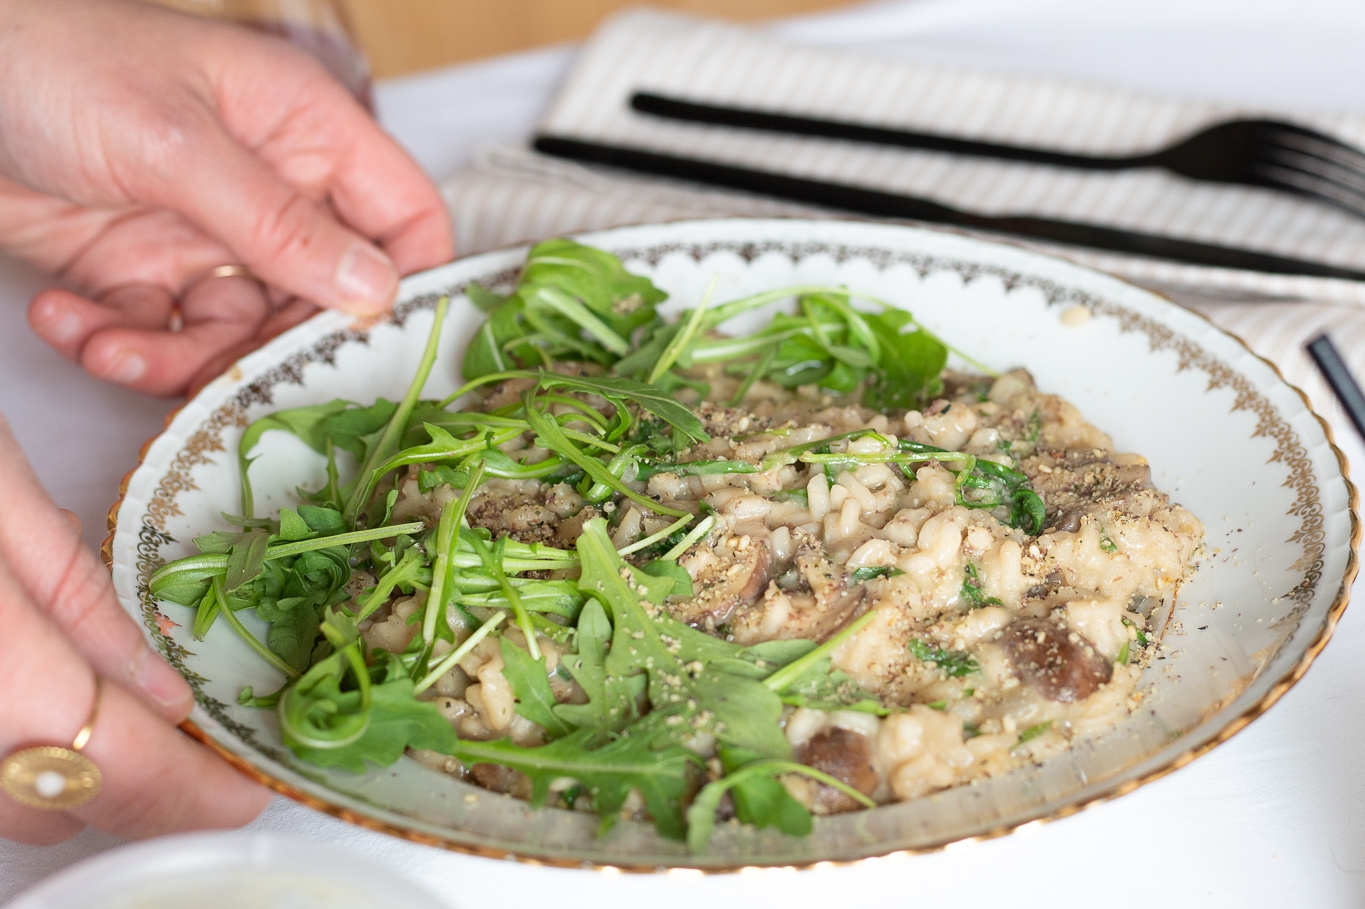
[0,677,104,811]
[202,264,253,282]
[180,264,260,298]
[173,264,263,331]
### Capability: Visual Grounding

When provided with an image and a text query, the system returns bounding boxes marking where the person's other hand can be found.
[0,0,454,396]
[0,415,272,844]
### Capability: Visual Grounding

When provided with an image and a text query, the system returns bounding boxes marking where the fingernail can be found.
[334,242,397,313]
[100,350,146,385]
[36,300,83,343]
[133,647,192,714]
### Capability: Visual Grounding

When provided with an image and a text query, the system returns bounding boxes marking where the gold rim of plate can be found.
[100,225,1361,873]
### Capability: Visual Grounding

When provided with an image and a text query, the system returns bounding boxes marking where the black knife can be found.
[532,134,1365,282]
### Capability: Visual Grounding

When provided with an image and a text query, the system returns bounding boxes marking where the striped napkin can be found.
[442,8,1365,435]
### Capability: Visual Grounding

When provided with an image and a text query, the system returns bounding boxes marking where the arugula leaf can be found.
[626,417,678,459]
[451,579,585,619]
[718,746,813,842]
[343,296,450,524]
[418,464,471,493]
[523,239,665,321]
[533,374,708,446]
[451,729,698,839]
[282,650,459,773]
[238,545,351,669]
[297,504,347,535]
[1016,721,1053,746]
[276,507,316,543]
[777,658,893,715]
[211,506,337,594]
[727,769,811,839]
[462,239,668,380]
[577,518,790,759]
[1011,488,1047,535]
[254,595,322,674]
[356,542,431,621]
[462,293,526,379]
[676,667,793,759]
[160,527,425,599]
[237,399,397,518]
[896,440,1047,535]
[418,463,485,671]
[637,558,694,598]
[552,600,644,734]
[499,637,575,740]
[850,566,905,583]
[863,311,948,410]
[960,562,1003,608]
[223,527,272,592]
[153,521,418,648]
[908,639,979,678]
[525,398,687,518]
[685,748,873,850]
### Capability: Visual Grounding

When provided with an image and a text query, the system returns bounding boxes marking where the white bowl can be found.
[3,832,444,909]
[105,218,1358,870]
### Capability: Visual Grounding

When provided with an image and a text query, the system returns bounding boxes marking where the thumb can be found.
[131,107,399,315]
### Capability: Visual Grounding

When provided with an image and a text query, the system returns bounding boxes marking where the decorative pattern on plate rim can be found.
[114,234,1349,869]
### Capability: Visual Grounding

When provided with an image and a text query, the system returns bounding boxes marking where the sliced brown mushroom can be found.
[1024,568,1066,601]
[672,539,773,627]
[737,541,773,602]
[469,762,532,800]
[729,551,866,644]
[795,727,880,813]
[1002,617,1112,703]
[1049,508,1085,534]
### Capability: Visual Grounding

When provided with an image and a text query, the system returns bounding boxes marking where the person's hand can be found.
[0,0,454,397]
[0,415,272,844]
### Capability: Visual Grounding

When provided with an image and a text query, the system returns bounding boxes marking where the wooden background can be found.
[150,1,852,79]
[337,1,852,78]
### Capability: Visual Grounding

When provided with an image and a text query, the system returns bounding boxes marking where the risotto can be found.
[383,364,1202,814]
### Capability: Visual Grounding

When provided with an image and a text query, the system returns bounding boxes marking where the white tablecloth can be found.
[5,1,1365,905]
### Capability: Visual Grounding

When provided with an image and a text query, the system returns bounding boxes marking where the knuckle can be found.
[43,544,116,640]
[110,98,213,193]
[141,117,196,167]
[249,192,323,270]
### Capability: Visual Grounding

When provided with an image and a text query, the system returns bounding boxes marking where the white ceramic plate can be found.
[5,832,444,909]
[106,219,1358,870]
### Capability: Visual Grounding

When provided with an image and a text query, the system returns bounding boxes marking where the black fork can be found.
[631,92,1365,220]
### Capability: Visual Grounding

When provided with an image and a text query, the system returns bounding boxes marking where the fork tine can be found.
[1272,126,1365,173]
[1265,145,1365,196]
[1277,136,1365,189]
[1254,159,1365,218]
[1268,129,1365,191]
[1255,126,1365,217]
